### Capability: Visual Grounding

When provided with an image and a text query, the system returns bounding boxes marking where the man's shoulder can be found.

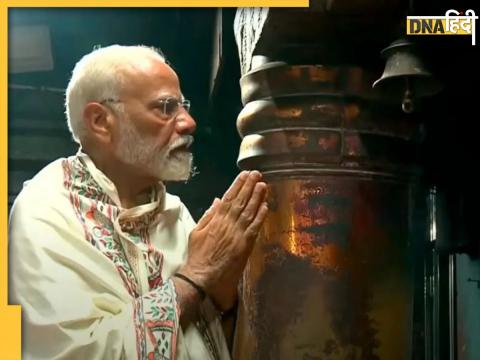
[11,157,72,217]
[19,157,67,192]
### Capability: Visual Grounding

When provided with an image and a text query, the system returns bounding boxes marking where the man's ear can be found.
[83,102,114,144]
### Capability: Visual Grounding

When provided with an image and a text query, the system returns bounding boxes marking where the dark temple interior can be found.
[8,3,480,359]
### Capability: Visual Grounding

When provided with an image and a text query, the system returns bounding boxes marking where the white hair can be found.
[65,45,166,144]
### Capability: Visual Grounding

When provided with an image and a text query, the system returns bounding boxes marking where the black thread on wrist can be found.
[174,273,206,300]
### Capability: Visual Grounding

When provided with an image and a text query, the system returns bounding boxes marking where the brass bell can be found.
[373,38,442,113]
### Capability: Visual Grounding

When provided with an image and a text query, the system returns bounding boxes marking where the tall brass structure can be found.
[232,7,428,359]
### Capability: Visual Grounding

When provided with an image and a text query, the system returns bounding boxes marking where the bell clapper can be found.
[402,78,415,114]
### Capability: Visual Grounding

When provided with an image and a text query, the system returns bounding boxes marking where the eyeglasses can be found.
[99,97,191,120]
[154,97,191,119]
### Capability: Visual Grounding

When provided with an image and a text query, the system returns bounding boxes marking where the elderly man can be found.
[9,45,268,360]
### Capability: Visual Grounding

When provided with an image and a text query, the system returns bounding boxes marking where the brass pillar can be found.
[232,62,424,359]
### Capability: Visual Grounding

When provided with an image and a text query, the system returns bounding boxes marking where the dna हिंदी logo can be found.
[407,9,478,45]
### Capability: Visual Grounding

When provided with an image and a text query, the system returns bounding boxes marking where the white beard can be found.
[114,115,193,181]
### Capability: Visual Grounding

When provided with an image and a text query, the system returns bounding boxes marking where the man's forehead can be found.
[124,57,177,80]
[121,58,181,96]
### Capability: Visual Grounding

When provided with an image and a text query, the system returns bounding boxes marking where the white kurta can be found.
[9,152,230,360]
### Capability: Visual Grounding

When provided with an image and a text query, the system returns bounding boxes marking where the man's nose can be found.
[175,110,196,135]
